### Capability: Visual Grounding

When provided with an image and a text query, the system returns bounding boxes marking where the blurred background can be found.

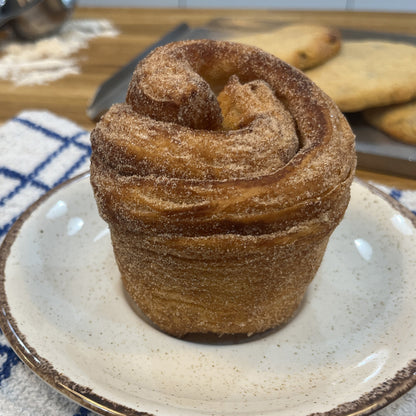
[77,0,416,12]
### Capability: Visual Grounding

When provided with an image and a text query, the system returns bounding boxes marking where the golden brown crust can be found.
[306,40,416,112]
[232,24,342,70]
[363,100,416,145]
[90,39,356,337]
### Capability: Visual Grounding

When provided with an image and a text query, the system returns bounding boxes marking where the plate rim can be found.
[1,173,416,416]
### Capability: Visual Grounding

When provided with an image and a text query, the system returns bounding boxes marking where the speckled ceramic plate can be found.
[1,173,416,416]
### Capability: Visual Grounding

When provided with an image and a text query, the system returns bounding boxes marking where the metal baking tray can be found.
[87,19,416,179]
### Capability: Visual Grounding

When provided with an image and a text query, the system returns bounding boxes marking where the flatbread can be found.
[363,100,416,145]
[233,24,341,70]
[305,40,416,112]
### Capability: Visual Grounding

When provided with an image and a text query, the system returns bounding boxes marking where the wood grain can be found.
[1,8,415,189]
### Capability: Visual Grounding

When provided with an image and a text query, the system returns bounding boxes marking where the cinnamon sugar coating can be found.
[90,40,356,337]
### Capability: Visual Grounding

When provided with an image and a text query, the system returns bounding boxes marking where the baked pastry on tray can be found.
[306,40,416,112]
[90,39,356,337]
[363,99,416,146]
[232,23,342,70]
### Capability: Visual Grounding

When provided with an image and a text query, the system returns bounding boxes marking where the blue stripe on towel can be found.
[389,189,416,215]
[0,117,91,240]
[0,216,22,240]
[0,338,20,385]
[13,117,90,152]
[0,167,50,239]
[390,189,403,201]
[13,117,91,189]
[0,167,50,202]
[72,407,92,416]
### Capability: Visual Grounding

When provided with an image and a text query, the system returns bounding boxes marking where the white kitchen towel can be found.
[0,110,415,416]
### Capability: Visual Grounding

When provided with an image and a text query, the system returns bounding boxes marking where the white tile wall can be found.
[77,0,416,12]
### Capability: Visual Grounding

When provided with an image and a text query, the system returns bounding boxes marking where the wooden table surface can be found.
[1,7,415,190]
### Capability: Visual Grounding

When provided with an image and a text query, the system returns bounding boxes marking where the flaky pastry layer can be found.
[90,39,356,337]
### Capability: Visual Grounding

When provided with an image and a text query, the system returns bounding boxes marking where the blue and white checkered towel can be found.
[0,111,91,240]
[0,111,95,416]
[0,110,416,416]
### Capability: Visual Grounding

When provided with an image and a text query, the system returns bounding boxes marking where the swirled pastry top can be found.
[90,39,356,236]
